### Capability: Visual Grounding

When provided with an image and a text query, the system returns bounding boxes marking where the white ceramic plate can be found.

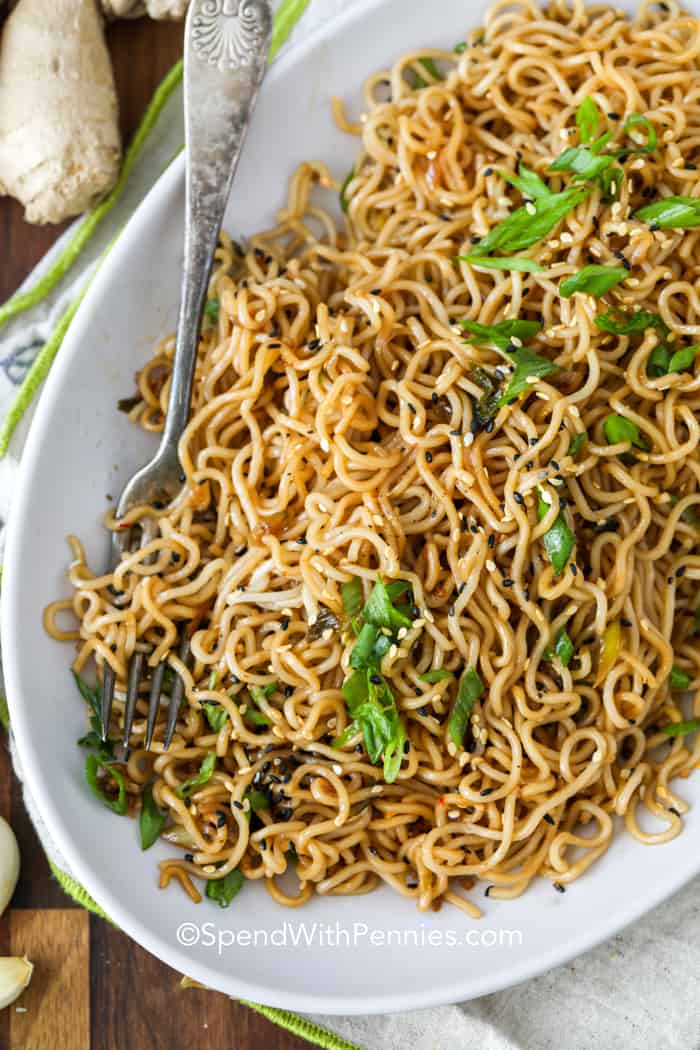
[4,0,700,1016]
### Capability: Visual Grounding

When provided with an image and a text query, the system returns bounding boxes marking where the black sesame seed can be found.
[488,534,495,548]
[543,813,555,825]
[184,853,194,862]
[676,566,686,578]
[553,882,566,894]
[308,337,321,350]
[480,788,494,796]
[470,235,480,244]
[607,111,621,120]
[485,420,495,434]
[514,492,525,506]
[370,674,382,685]
[571,564,578,576]
[426,452,433,463]
[502,578,514,588]
[233,800,244,811]
[284,685,294,697]
[620,618,632,628]
[280,618,290,631]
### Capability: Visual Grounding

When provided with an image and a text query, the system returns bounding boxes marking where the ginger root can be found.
[100,0,189,17]
[0,0,121,224]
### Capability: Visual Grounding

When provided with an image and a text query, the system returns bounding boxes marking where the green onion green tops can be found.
[661,718,700,738]
[603,414,649,451]
[203,702,229,732]
[467,164,591,258]
[339,167,355,213]
[204,299,220,322]
[448,669,484,749]
[175,753,217,799]
[85,754,127,816]
[419,669,454,683]
[595,308,668,336]
[560,265,626,298]
[460,318,541,351]
[459,255,545,273]
[340,576,411,783]
[460,318,559,409]
[544,628,575,667]
[568,431,587,458]
[140,782,167,850]
[205,869,245,908]
[635,196,700,229]
[537,490,576,576]
[670,665,691,690]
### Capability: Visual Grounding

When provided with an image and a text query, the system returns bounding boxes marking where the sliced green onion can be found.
[85,754,127,816]
[538,491,575,576]
[175,753,217,799]
[560,265,626,298]
[205,869,245,908]
[448,668,484,749]
[140,782,167,850]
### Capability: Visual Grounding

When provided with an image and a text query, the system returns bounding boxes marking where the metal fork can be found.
[100,0,273,749]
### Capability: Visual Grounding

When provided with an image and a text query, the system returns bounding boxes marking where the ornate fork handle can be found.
[161,0,273,453]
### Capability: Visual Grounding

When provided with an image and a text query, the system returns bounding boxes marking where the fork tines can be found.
[100,633,189,752]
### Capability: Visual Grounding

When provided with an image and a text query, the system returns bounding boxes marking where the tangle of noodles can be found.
[45,0,700,915]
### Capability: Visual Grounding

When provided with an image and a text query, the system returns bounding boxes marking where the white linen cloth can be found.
[1,3,699,1047]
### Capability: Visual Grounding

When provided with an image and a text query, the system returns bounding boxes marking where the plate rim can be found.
[4,0,700,1016]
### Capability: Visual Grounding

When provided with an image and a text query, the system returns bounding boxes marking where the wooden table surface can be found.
[0,18,312,1050]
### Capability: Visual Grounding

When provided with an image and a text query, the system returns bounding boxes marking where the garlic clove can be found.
[0,956,33,1010]
[0,816,19,917]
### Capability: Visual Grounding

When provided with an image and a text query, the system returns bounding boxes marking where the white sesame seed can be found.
[464,432,475,447]
[486,559,496,572]
[332,764,342,775]
[525,203,536,215]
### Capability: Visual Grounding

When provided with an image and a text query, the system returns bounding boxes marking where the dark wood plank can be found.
[9,909,90,1050]
[90,918,313,1050]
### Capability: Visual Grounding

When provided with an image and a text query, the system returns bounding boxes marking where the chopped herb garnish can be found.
[332,721,360,749]
[647,345,672,378]
[339,167,355,214]
[603,414,649,451]
[668,344,700,373]
[560,265,627,298]
[140,782,167,850]
[538,491,575,576]
[459,254,545,273]
[621,113,657,156]
[413,57,443,88]
[204,703,229,732]
[341,578,363,618]
[85,754,127,815]
[576,96,600,145]
[419,669,455,683]
[205,868,245,908]
[544,627,575,667]
[460,318,542,352]
[568,431,587,458]
[340,576,411,782]
[244,789,270,817]
[500,347,560,405]
[595,308,669,337]
[469,164,591,256]
[468,366,503,431]
[175,753,217,799]
[661,717,700,738]
[635,195,700,229]
[204,299,220,322]
[670,665,691,690]
[448,668,484,749]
